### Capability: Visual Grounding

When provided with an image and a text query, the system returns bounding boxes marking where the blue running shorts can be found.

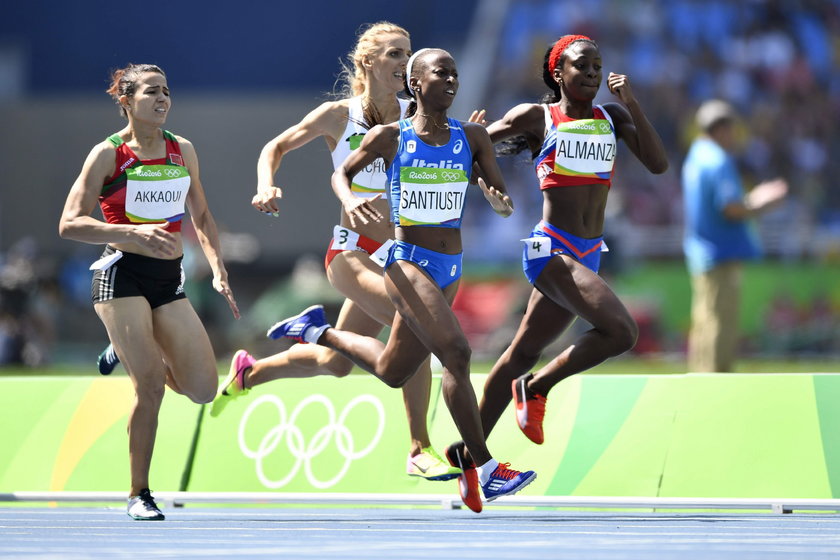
[385,240,462,290]
[521,221,606,284]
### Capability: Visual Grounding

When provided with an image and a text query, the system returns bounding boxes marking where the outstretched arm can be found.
[331,123,399,228]
[465,122,514,217]
[181,139,240,319]
[605,72,668,174]
[254,101,347,214]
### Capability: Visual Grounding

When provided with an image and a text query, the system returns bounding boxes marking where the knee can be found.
[188,385,217,405]
[324,355,353,378]
[507,344,542,370]
[134,377,166,406]
[177,372,218,404]
[611,314,639,355]
[381,371,413,389]
[441,339,471,376]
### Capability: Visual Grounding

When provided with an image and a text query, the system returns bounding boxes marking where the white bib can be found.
[124,164,190,222]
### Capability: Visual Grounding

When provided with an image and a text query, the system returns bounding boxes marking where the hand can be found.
[468,109,487,126]
[134,223,178,258]
[252,185,282,216]
[342,193,384,228]
[478,177,513,217]
[747,178,788,212]
[607,72,636,104]
[213,275,240,319]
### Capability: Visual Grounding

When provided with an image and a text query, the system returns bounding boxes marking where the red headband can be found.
[548,34,592,73]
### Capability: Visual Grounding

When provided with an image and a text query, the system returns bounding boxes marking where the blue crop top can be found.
[387,118,473,228]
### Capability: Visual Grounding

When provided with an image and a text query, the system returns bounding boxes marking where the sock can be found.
[303,324,330,344]
[477,458,499,485]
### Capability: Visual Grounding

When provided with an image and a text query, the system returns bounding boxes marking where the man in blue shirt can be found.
[682,100,787,372]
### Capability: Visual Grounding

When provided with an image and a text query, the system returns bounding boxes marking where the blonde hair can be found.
[336,21,410,98]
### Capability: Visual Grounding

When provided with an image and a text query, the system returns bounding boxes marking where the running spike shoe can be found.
[266,305,327,343]
[210,350,256,418]
[481,462,537,502]
[444,442,482,513]
[406,447,462,481]
[512,372,547,444]
[97,343,120,375]
[127,488,165,521]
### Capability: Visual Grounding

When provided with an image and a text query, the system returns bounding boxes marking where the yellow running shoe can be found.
[210,350,255,417]
[406,446,462,481]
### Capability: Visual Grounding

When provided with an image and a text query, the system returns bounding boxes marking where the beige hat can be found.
[695,99,737,132]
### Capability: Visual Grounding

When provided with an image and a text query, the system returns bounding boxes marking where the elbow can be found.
[649,157,669,175]
[58,218,73,240]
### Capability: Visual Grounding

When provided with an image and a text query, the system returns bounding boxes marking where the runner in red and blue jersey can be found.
[59,63,239,521]
[469,35,668,447]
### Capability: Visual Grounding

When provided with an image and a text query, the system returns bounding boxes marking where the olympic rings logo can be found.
[440,171,461,181]
[238,393,385,489]
[599,122,611,134]
[164,169,182,178]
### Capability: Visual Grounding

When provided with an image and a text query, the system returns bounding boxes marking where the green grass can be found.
[3,355,837,377]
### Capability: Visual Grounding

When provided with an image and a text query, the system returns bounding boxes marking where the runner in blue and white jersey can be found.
[267,48,536,513]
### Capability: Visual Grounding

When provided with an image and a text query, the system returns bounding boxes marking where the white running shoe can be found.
[127,489,165,521]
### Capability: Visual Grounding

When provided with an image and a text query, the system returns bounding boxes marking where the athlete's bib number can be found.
[331,226,360,251]
[522,237,551,260]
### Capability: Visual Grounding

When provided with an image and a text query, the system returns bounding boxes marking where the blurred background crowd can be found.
[1,0,837,368]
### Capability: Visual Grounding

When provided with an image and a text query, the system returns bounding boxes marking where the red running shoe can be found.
[512,373,547,444]
[444,442,482,513]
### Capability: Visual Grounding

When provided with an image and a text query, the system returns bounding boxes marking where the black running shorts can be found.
[91,245,187,309]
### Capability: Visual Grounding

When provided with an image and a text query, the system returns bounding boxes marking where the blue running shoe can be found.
[97,343,120,375]
[481,462,537,502]
[266,305,327,343]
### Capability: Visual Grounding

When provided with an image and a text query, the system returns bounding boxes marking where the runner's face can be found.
[369,34,411,94]
[556,42,602,102]
[124,72,170,124]
[415,52,458,109]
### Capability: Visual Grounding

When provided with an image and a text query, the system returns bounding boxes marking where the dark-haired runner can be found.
[267,48,537,513]
[210,22,459,481]
[467,35,667,448]
[60,63,240,520]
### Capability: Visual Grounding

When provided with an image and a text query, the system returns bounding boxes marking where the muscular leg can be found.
[245,253,434,454]
[321,260,492,465]
[153,299,219,404]
[96,298,169,496]
[528,255,638,396]
[479,288,576,437]
[329,252,433,453]
[248,299,378,385]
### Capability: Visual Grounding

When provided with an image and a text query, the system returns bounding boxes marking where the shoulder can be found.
[86,139,118,168]
[172,134,196,156]
[506,102,544,119]
[91,138,117,158]
[601,102,631,123]
[462,120,491,140]
[492,102,545,136]
[495,103,544,128]
[309,99,351,123]
[170,134,199,169]
[368,122,401,142]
